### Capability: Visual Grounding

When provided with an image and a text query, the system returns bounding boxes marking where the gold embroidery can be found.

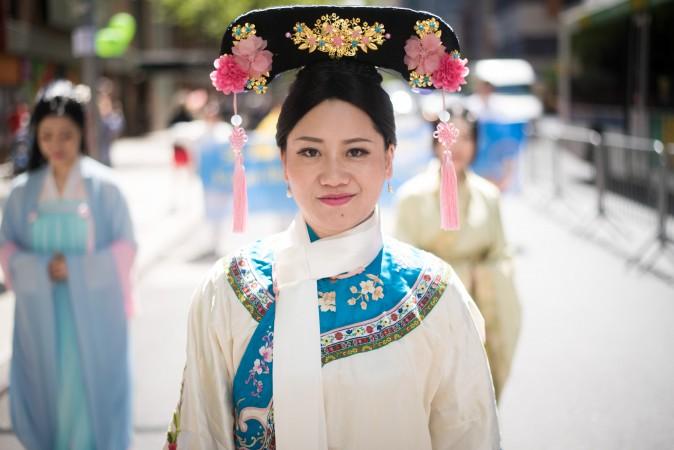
[413,18,442,39]
[246,77,268,94]
[231,23,257,40]
[291,13,388,58]
[409,71,433,89]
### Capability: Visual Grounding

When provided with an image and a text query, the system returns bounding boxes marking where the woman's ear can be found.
[280,149,289,181]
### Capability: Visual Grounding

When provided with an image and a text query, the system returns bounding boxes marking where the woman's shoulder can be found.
[5,167,47,207]
[385,237,445,269]
[386,237,481,324]
[384,237,454,291]
[396,165,439,201]
[466,171,501,202]
[80,157,121,188]
[220,236,277,322]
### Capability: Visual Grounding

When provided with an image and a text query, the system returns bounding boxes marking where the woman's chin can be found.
[306,209,373,238]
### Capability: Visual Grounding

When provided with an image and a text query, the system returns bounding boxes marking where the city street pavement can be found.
[1,137,674,449]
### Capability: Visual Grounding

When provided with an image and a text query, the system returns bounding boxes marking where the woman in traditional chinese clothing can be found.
[0,80,136,450]
[167,6,499,450]
[395,109,522,400]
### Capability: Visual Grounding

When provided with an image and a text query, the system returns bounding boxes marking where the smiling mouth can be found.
[318,193,356,206]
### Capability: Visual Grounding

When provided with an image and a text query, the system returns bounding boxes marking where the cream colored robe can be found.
[394,160,521,398]
[167,222,500,449]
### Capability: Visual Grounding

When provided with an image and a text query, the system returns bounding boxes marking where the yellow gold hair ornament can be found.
[290,13,389,58]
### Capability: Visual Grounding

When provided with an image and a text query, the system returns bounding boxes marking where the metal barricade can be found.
[526,120,674,276]
[631,142,674,271]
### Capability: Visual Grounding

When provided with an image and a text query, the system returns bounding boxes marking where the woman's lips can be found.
[318,193,355,206]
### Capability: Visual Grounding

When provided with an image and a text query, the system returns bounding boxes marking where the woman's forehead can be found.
[38,115,79,130]
[290,99,381,140]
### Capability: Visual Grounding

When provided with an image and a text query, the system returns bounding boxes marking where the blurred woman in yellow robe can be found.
[394,110,521,400]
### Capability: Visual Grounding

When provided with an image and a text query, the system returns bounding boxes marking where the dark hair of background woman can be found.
[26,84,88,173]
[276,59,397,151]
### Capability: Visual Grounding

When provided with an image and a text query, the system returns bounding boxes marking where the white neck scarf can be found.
[273,210,383,450]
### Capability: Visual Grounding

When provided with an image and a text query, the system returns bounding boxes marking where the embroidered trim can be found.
[227,253,275,322]
[228,246,450,366]
[291,13,388,58]
[321,260,449,365]
[235,399,275,449]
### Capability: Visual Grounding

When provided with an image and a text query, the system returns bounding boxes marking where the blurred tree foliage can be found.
[155,0,334,38]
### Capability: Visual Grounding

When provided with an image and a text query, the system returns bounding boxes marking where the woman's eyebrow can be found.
[293,136,374,144]
[342,137,373,144]
[294,136,323,143]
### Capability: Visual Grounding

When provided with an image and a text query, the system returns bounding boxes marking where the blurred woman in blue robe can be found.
[0,80,136,450]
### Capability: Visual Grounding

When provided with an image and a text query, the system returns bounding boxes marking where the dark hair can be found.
[276,60,397,151]
[26,80,88,172]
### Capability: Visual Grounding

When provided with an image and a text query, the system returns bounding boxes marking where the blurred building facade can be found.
[0,0,217,162]
[558,0,674,141]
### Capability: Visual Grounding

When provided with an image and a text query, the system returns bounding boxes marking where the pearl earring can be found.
[286,185,292,198]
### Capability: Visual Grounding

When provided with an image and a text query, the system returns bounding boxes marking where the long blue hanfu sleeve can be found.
[0,178,60,450]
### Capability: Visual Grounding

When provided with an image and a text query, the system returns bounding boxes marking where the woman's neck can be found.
[51,160,76,195]
[307,210,376,240]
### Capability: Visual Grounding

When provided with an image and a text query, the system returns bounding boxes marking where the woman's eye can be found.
[347,148,369,158]
[298,148,320,158]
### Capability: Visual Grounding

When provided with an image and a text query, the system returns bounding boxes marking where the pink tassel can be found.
[440,151,459,230]
[434,121,460,230]
[230,126,248,233]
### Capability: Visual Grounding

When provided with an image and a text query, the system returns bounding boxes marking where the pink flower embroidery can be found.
[259,344,273,363]
[432,52,469,92]
[210,54,248,95]
[404,34,446,75]
[232,35,273,79]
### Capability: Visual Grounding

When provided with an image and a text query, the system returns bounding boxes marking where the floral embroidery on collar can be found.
[321,260,449,365]
[318,291,337,312]
[347,274,384,310]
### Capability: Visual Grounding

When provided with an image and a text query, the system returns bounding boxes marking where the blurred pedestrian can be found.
[168,90,193,127]
[166,6,499,450]
[394,108,521,400]
[0,80,136,450]
[7,99,31,174]
[194,100,233,255]
[97,78,125,167]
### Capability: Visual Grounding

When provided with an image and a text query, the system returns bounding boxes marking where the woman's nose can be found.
[318,156,349,186]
